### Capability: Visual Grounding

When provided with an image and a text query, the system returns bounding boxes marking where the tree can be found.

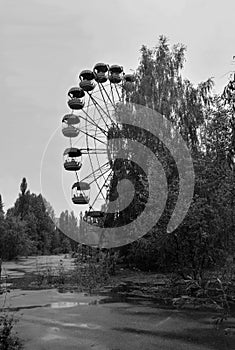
[14,177,30,220]
[5,180,57,257]
[117,36,230,274]
[20,177,27,195]
[0,195,4,218]
[0,214,33,260]
[56,210,80,253]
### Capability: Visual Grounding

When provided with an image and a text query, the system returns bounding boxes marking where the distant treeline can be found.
[0,178,78,260]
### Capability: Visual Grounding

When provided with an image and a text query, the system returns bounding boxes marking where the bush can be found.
[0,313,23,350]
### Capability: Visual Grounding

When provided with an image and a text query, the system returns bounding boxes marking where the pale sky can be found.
[1,0,235,216]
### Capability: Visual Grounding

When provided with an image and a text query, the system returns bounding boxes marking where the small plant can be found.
[73,248,118,293]
[34,258,69,287]
[56,260,66,285]
[0,278,23,350]
[171,261,235,329]
[0,312,23,350]
[35,259,44,286]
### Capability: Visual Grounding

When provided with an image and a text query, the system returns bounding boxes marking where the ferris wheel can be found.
[61,63,135,227]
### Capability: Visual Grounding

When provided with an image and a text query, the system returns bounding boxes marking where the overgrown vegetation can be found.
[0,280,23,350]
[72,247,118,293]
[0,313,23,350]
[33,247,118,294]
[0,179,77,260]
[114,36,235,279]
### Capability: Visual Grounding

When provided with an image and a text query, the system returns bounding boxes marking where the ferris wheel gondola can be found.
[63,148,82,171]
[67,87,85,110]
[79,70,96,92]
[72,181,90,205]
[62,114,80,138]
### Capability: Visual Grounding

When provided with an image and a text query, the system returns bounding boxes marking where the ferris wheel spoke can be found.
[84,166,111,205]
[83,112,108,137]
[92,122,111,184]
[84,106,110,206]
[80,147,107,154]
[84,117,108,135]
[89,167,111,187]
[83,131,106,139]
[79,109,107,136]
[99,82,116,108]
[89,169,112,208]
[91,95,115,124]
[69,131,86,149]
[109,82,116,107]
[114,83,123,102]
[85,103,113,202]
[97,83,117,124]
[88,93,115,129]
[94,129,107,184]
[80,161,110,183]
[84,117,106,132]
[74,170,80,182]
[84,94,109,137]
[85,104,107,195]
[78,128,107,145]
[86,159,110,182]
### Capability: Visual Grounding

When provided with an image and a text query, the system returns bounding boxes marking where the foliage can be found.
[73,247,118,293]
[0,216,32,260]
[57,210,79,253]
[35,259,67,287]
[116,36,234,275]
[0,313,23,350]
[170,262,235,328]
[0,286,23,350]
[0,179,79,260]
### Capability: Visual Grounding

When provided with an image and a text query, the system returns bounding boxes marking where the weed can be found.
[0,313,23,350]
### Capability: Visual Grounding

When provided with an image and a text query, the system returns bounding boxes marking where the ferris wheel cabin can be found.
[83,210,105,225]
[72,181,90,205]
[79,70,96,91]
[62,114,80,138]
[109,64,123,84]
[63,148,82,171]
[123,73,135,91]
[93,63,109,83]
[67,87,85,110]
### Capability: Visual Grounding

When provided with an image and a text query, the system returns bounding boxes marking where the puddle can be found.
[50,302,79,308]
[0,304,51,312]
[0,301,94,312]
[75,323,101,329]
[97,282,172,308]
[40,317,101,330]
[42,332,66,341]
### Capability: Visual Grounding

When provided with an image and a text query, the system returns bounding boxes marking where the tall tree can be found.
[14,177,30,220]
[20,177,27,195]
[0,194,4,218]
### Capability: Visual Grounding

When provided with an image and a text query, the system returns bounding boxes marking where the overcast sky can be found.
[1,0,235,216]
